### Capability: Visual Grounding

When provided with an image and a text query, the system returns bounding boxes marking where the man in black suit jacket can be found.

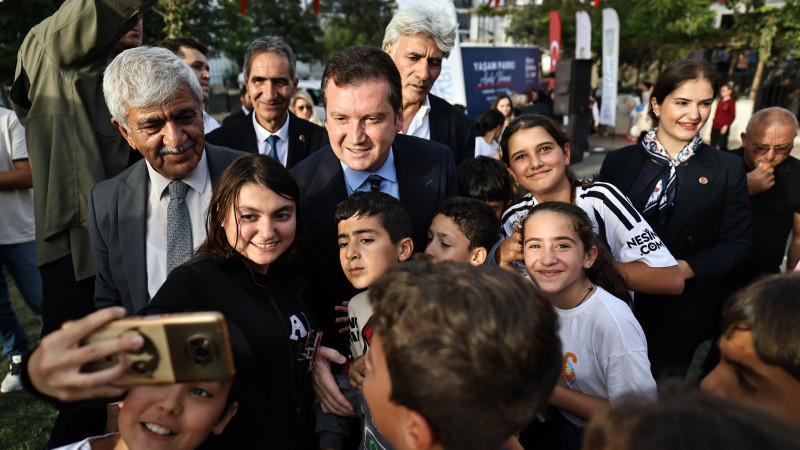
[382,6,475,164]
[206,36,325,168]
[291,46,458,362]
[221,86,251,125]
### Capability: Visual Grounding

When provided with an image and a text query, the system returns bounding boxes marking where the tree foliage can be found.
[0,0,61,87]
[318,0,394,61]
[506,0,720,72]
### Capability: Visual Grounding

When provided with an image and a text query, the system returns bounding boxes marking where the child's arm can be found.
[549,385,608,421]
[334,300,350,334]
[614,261,685,295]
[348,354,366,389]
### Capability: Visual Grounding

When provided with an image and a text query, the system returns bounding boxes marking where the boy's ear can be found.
[212,402,239,436]
[469,247,487,266]
[397,237,414,262]
[401,409,436,450]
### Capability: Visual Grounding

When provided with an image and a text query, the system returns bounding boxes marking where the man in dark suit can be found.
[382,6,475,164]
[222,86,252,125]
[291,46,458,365]
[90,47,243,314]
[206,36,325,169]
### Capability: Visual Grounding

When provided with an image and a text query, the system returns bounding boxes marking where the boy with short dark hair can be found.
[701,272,800,428]
[315,191,413,449]
[364,261,562,450]
[425,197,500,266]
[456,156,516,221]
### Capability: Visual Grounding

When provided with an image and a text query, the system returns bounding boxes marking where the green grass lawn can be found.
[0,270,57,449]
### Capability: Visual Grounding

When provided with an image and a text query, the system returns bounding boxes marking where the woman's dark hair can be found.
[476,108,505,136]
[648,58,723,124]
[521,202,632,304]
[492,94,513,117]
[197,154,303,272]
[499,114,596,189]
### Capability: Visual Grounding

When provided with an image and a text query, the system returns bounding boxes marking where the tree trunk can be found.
[749,59,763,101]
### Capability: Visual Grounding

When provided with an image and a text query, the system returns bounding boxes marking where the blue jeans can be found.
[0,241,43,358]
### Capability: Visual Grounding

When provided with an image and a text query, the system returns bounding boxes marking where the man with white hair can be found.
[89,46,242,315]
[383,6,475,164]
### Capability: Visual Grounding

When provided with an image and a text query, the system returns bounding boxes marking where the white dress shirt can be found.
[403,95,431,139]
[203,111,220,133]
[253,112,291,166]
[144,151,212,299]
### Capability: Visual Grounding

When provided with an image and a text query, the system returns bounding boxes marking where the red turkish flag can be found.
[549,10,561,90]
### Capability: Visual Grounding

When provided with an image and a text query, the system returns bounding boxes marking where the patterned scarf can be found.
[640,129,702,225]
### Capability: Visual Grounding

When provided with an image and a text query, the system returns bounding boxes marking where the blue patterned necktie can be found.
[166,180,192,275]
[266,134,279,160]
[367,174,383,192]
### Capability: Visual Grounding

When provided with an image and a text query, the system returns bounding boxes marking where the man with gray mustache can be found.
[88,47,243,315]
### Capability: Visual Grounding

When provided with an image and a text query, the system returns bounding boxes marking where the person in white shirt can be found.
[521,201,656,444]
[382,6,475,164]
[475,108,504,160]
[160,37,220,133]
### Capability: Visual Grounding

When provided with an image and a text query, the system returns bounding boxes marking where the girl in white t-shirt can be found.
[521,201,656,436]
[475,109,504,160]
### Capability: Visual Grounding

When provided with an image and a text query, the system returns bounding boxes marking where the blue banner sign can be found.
[461,45,540,119]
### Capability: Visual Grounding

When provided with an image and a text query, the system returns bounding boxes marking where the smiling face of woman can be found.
[651,78,714,156]
[293,98,313,121]
[496,97,512,118]
[222,182,297,274]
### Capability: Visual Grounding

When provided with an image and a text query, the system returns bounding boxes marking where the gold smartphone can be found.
[82,311,235,386]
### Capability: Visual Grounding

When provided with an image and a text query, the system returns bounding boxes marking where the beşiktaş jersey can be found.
[500,183,677,269]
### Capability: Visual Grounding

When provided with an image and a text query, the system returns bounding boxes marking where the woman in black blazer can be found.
[599,59,751,378]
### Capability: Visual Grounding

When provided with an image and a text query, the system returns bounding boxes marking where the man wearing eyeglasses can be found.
[725,106,800,292]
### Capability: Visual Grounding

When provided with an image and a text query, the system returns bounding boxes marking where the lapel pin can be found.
[699,177,708,185]
[299,135,306,142]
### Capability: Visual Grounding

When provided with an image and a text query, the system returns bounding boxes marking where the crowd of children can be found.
[18,66,800,450]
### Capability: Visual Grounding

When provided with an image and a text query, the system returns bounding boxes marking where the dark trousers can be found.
[39,255,96,337]
[710,127,730,151]
[39,255,106,448]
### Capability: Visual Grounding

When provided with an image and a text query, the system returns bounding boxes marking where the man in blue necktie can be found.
[291,46,458,376]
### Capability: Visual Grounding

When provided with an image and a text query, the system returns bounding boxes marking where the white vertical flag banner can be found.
[575,11,591,60]
[395,0,467,106]
[600,8,619,126]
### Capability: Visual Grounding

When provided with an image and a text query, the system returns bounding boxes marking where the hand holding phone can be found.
[82,312,235,386]
[27,307,144,402]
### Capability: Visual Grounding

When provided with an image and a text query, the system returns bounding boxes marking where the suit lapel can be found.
[427,95,448,144]
[287,112,309,168]
[239,112,259,154]
[661,145,716,243]
[121,163,149,312]
[613,145,647,192]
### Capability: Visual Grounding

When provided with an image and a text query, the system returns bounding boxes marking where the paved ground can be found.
[570,133,628,178]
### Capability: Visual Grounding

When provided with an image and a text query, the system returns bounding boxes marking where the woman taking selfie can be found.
[143,154,346,448]
[599,59,751,377]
